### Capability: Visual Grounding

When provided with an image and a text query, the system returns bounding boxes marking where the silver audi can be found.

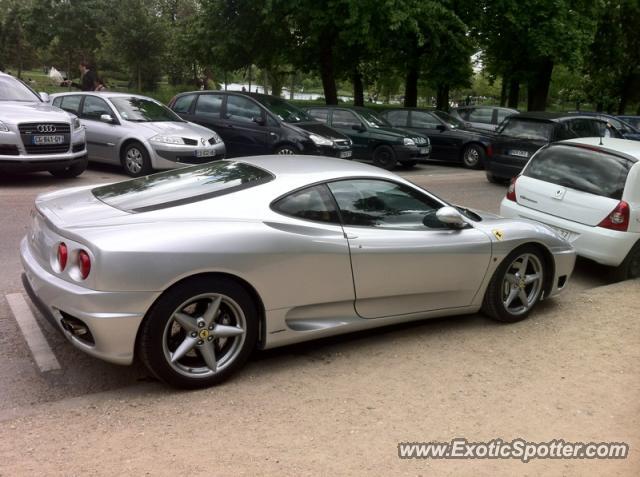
[50,92,226,176]
[21,156,575,388]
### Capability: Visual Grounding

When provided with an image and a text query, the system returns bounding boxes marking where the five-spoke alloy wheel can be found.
[483,246,546,322]
[139,277,258,388]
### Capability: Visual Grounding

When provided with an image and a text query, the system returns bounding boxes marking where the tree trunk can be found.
[319,37,338,105]
[137,63,142,91]
[247,65,252,92]
[436,83,450,111]
[527,58,553,111]
[617,73,633,115]
[224,70,227,91]
[289,72,295,100]
[269,70,285,98]
[500,76,508,107]
[403,64,418,107]
[353,67,364,106]
[507,78,520,108]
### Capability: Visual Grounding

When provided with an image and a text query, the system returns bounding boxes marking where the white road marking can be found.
[6,293,61,372]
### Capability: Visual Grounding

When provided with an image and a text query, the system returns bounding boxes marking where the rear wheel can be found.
[138,277,258,389]
[121,142,151,177]
[49,158,88,178]
[372,145,397,170]
[610,242,640,282]
[462,144,485,169]
[482,246,546,322]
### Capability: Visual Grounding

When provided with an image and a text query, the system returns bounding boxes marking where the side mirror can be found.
[352,124,365,132]
[252,116,265,126]
[39,92,50,103]
[436,124,446,132]
[436,206,466,228]
[100,114,115,124]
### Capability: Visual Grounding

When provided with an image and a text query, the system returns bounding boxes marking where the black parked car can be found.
[485,112,623,183]
[618,115,640,130]
[566,112,640,140]
[305,106,430,169]
[168,91,353,159]
[451,106,519,131]
[379,108,493,169]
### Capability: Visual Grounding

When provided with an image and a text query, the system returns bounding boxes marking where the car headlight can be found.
[73,117,82,130]
[403,137,416,146]
[150,135,185,145]
[309,133,334,147]
[0,121,9,132]
[210,131,222,144]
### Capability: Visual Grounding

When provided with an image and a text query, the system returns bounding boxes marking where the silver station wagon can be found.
[50,92,226,176]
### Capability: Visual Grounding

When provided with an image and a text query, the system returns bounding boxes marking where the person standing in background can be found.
[61,61,98,91]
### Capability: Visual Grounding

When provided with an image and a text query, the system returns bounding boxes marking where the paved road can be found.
[0,160,611,413]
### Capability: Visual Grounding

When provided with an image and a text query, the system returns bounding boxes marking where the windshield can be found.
[0,76,41,102]
[433,110,465,129]
[256,96,311,123]
[93,161,274,213]
[110,97,183,122]
[358,109,390,128]
[499,118,553,141]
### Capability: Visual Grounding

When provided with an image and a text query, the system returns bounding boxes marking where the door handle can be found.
[224,123,235,129]
[344,232,358,239]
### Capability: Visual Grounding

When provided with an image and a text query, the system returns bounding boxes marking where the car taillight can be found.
[598,201,630,232]
[486,144,493,157]
[506,176,518,201]
[57,243,68,270]
[78,250,91,279]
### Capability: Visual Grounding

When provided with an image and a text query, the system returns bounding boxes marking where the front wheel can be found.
[274,144,298,155]
[482,246,546,322]
[462,144,485,169]
[49,158,88,178]
[138,277,259,389]
[372,145,397,170]
[121,142,151,177]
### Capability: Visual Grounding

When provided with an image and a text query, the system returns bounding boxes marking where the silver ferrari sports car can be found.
[21,156,575,388]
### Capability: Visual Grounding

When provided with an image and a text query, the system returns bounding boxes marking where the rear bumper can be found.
[500,199,639,267]
[20,237,159,365]
[485,154,528,179]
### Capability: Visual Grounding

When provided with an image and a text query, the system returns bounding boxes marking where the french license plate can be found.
[33,135,64,145]
[509,149,529,158]
[339,150,352,159]
[195,149,216,158]
[419,147,430,154]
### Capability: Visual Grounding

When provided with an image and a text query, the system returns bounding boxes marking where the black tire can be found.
[609,242,640,282]
[138,277,259,389]
[461,143,485,169]
[121,141,151,177]
[482,246,547,323]
[274,144,298,155]
[372,145,397,170]
[49,158,88,178]
[401,160,418,168]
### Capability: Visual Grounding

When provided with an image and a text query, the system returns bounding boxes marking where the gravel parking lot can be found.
[0,162,637,475]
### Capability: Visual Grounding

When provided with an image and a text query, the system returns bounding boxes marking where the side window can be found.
[385,110,409,127]
[332,110,361,128]
[327,179,445,230]
[194,94,223,117]
[567,119,597,137]
[81,96,112,120]
[226,95,262,123]
[272,184,340,224]
[52,97,62,108]
[496,109,513,124]
[307,109,329,124]
[59,95,81,115]
[173,94,196,114]
[456,109,471,121]
[467,108,493,124]
[411,111,440,129]
[594,121,620,138]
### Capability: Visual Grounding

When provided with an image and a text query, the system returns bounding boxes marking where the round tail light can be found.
[57,243,68,271]
[77,250,91,279]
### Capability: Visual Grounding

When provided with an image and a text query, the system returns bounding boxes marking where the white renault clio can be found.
[500,137,640,280]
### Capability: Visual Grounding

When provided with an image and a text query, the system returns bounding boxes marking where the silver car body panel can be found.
[49,92,225,170]
[21,156,575,364]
